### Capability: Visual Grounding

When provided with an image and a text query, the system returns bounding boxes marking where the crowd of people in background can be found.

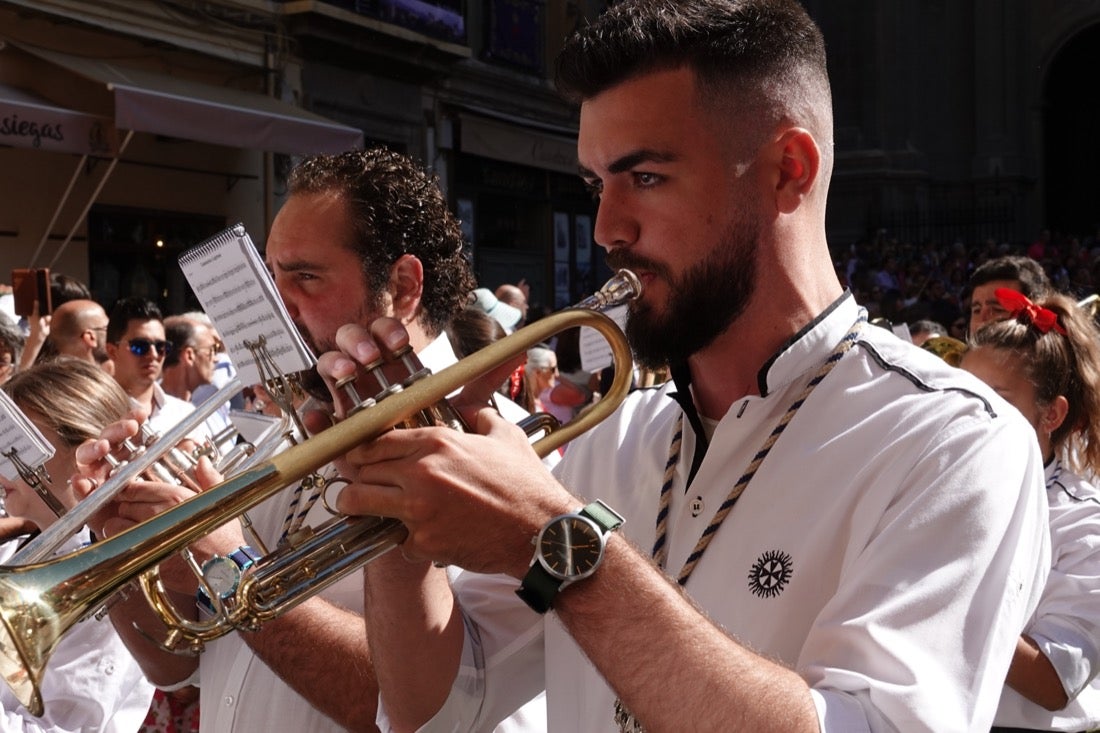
[838,227,1100,342]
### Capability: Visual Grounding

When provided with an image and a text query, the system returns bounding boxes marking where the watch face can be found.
[537,515,605,581]
[202,556,242,599]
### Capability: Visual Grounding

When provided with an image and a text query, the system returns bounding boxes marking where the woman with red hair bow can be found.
[962,289,1100,732]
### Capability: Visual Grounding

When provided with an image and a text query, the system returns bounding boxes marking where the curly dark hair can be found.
[287,148,475,336]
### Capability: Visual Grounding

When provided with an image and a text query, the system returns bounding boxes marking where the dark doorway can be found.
[1043,24,1100,240]
[87,207,225,316]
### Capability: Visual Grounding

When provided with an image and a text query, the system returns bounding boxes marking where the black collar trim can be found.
[756,290,852,397]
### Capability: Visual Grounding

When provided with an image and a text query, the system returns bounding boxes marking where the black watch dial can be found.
[538,515,604,580]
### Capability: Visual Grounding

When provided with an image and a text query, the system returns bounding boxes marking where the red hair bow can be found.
[994,288,1066,335]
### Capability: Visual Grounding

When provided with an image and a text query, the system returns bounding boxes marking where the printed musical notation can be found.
[580,304,628,373]
[179,224,316,387]
[0,390,54,484]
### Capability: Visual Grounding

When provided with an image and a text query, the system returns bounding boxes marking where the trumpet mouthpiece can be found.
[574,269,642,311]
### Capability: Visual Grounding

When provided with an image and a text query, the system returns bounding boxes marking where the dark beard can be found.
[607,217,759,369]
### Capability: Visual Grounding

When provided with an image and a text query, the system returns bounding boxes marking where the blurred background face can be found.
[969,279,1022,332]
[190,324,219,387]
[0,411,79,530]
[533,357,558,392]
[110,319,169,393]
[0,349,14,386]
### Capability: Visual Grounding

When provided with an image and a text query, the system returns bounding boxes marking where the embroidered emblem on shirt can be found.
[748,550,793,598]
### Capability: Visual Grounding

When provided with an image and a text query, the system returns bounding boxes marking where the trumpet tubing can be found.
[0,271,639,716]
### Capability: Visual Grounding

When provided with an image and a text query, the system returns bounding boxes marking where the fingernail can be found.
[383,330,406,351]
[354,342,379,363]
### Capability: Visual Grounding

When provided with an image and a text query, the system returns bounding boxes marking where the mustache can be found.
[605,251,671,281]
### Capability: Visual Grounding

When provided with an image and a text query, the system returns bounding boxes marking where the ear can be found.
[773,128,820,214]
[81,330,97,348]
[1040,395,1070,436]
[388,254,424,322]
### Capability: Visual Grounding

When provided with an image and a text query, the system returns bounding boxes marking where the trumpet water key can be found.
[0,269,641,717]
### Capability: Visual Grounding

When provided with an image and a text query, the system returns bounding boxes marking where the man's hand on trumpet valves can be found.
[314,316,579,579]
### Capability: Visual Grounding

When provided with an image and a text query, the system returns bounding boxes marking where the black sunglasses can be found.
[126,338,173,357]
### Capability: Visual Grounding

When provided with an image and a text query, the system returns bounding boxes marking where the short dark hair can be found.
[555,0,832,155]
[163,319,197,367]
[966,256,1051,301]
[107,297,163,344]
[49,273,91,308]
[286,147,476,336]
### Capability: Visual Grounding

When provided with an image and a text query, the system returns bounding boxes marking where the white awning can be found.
[2,40,363,156]
[0,80,117,155]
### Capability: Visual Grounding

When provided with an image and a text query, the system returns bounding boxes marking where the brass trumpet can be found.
[0,270,639,716]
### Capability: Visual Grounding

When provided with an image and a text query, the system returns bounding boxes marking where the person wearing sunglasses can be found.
[105,297,206,438]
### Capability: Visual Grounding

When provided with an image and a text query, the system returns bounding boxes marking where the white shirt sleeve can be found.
[1028,469,1100,700]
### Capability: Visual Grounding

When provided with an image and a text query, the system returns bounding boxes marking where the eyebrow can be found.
[267,257,325,274]
[578,148,680,180]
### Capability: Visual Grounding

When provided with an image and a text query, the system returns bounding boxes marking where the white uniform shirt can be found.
[0,530,154,732]
[407,294,1050,733]
[201,332,548,732]
[994,458,1100,730]
[148,383,214,444]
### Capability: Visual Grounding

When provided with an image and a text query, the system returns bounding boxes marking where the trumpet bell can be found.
[0,565,81,716]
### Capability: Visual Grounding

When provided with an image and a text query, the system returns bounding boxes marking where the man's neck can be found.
[406,320,436,354]
[687,283,844,420]
[159,369,190,402]
[125,382,156,413]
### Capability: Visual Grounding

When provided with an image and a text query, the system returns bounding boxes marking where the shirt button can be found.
[690,497,705,517]
[224,695,235,706]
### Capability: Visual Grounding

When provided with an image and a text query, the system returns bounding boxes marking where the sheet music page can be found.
[179,224,316,387]
[0,390,54,483]
[228,409,285,446]
[580,304,629,373]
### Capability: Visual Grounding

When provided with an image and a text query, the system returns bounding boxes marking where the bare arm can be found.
[1005,634,1069,711]
[107,585,201,688]
[362,555,462,731]
[555,535,819,732]
[17,304,48,371]
[237,596,381,732]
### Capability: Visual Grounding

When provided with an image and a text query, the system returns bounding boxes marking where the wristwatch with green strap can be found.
[515,499,624,614]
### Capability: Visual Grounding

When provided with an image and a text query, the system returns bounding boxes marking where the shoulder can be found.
[1047,464,1100,521]
[845,326,1009,433]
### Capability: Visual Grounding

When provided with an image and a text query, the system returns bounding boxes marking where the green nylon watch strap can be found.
[516,562,564,614]
[580,499,625,532]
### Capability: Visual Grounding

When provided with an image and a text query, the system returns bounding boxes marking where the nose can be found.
[591,186,638,254]
[281,291,300,321]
